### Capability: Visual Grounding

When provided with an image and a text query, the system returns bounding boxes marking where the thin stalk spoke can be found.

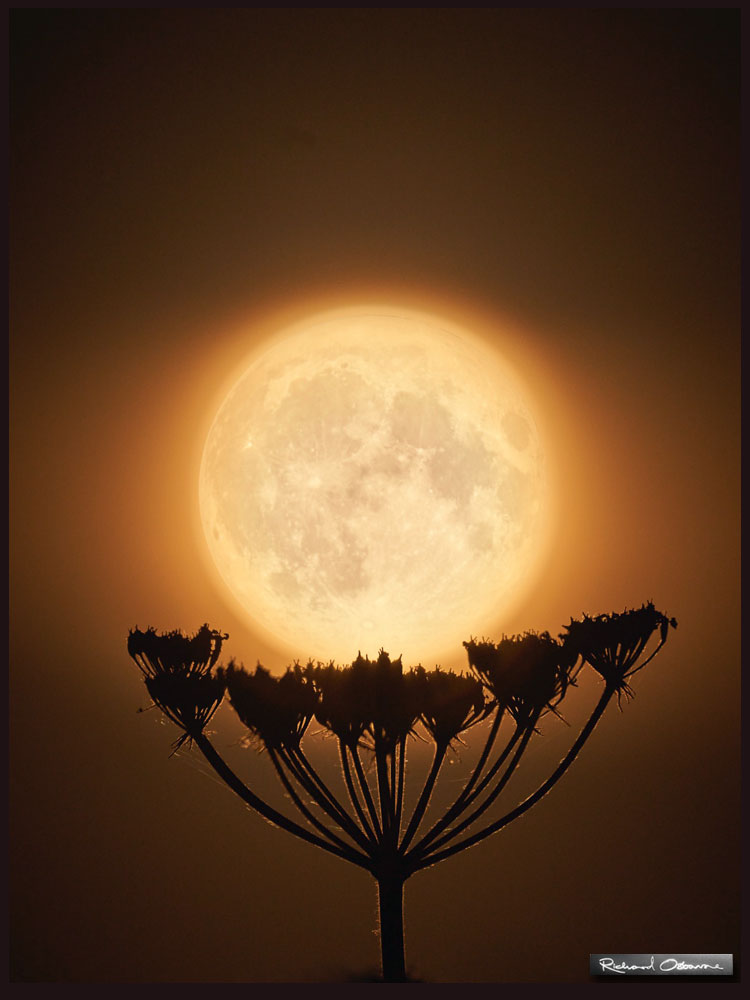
[288,746,372,849]
[410,716,537,860]
[194,734,371,870]
[457,708,504,805]
[625,635,666,679]
[278,747,374,853]
[352,746,383,839]
[268,749,360,854]
[398,741,447,854]
[375,743,395,842]
[394,737,407,834]
[462,724,523,806]
[415,687,615,869]
[339,741,378,846]
[410,724,522,856]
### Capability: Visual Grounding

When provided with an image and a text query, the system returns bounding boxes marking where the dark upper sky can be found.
[10,9,739,983]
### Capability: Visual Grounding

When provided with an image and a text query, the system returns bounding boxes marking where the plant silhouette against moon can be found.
[128,603,676,982]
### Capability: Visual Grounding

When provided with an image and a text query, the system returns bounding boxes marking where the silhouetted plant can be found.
[127,603,676,982]
[129,624,227,751]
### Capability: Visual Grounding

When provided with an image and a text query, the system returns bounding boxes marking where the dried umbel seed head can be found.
[417,668,488,746]
[145,671,226,748]
[463,631,577,725]
[561,602,677,700]
[127,625,228,748]
[313,651,424,754]
[365,651,425,753]
[313,661,371,748]
[128,623,227,678]
[221,661,319,750]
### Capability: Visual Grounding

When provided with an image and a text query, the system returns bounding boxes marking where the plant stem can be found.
[410,722,521,856]
[339,741,378,846]
[375,743,394,840]
[352,746,383,838]
[456,706,504,803]
[412,715,537,859]
[268,749,363,854]
[415,686,615,868]
[194,734,371,870]
[377,873,407,982]
[394,737,407,833]
[398,740,446,853]
[281,747,373,851]
[461,721,523,807]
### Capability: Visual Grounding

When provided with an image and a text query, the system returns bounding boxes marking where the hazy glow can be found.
[199,307,548,662]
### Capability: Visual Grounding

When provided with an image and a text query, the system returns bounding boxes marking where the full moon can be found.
[199,308,548,664]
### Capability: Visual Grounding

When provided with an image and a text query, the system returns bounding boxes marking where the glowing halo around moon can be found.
[199,307,549,664]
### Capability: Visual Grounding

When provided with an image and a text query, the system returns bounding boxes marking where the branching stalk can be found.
[410,714,538,860]
[339,741,379,846]
[352,745,383,839]
[455,707,504,804]
[276,746,373,853]
[414,686,615,869]
[394,737,407,834]
[410,721,522,856]
[398,740,447,854]
[375,743,395,843]
[194,734,372,870]
[286,746,372,849]
[268,748,362,854]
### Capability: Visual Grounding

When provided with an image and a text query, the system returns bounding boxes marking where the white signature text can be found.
[599,956,727,975]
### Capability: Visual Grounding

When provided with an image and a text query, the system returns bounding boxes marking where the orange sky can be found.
[11,9,739,983]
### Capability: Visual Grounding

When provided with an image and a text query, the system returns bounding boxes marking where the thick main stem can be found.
[377,874,407,982]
